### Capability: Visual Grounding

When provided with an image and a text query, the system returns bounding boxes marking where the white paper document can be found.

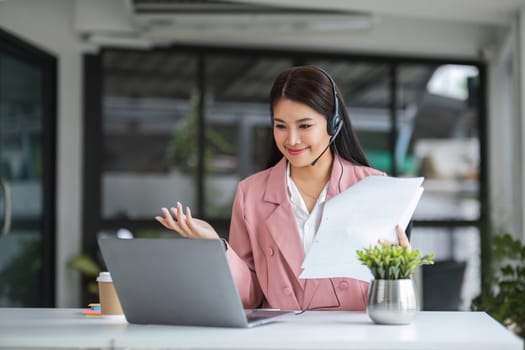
[300,176,424,282]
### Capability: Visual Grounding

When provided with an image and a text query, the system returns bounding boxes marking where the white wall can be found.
[0,0,85,307]
[157,15,504,60]
[0,0,519,307]
[520,7,525,243]
[487,15,525,240]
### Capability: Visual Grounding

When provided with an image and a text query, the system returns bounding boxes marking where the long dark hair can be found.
[266,65,370,168]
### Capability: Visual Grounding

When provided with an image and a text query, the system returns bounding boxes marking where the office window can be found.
[398,64,480,221]
[397,64,482,310]
[101,51,197,220]
[0,29,56,307]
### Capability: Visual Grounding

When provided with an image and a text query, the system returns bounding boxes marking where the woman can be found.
[156,65,410,311]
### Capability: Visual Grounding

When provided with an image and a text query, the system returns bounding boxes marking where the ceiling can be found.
[74,0,515,59]
[231,0,524,25]
[130,0,522,26]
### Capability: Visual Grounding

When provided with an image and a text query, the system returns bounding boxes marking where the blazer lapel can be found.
[263,158,306,290]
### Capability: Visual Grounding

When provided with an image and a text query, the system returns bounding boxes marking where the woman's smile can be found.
[286,146,309,156]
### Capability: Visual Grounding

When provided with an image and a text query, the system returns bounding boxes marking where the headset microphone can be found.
[311,121,342,166]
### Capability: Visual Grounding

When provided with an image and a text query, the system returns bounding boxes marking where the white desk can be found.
[0,308,522,350]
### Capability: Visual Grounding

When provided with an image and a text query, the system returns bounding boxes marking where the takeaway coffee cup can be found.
[96,272,123,315]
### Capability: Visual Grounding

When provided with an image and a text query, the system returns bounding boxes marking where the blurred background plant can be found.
[67,253,100,297]
[471,233,525,339]
[166,89,235,174]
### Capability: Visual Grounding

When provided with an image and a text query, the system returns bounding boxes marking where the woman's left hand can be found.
[380,225,411,251]
[395,224,411,251]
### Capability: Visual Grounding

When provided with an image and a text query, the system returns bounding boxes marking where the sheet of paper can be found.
[300,176,424,282]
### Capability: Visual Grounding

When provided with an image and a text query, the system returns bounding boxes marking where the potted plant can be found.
[357,243,435,324]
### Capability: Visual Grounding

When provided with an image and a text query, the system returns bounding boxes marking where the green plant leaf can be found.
[356,243,434,280]
[472,232,525,339]
[67,254,100,277]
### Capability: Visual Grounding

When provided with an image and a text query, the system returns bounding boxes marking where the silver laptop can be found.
[98,238,294,328]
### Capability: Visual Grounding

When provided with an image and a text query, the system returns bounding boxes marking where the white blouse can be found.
[286,163,328,253]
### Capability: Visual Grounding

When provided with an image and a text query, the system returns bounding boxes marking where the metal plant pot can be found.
[367,279,417,325]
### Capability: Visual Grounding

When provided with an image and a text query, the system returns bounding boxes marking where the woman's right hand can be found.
[155,202,220,240]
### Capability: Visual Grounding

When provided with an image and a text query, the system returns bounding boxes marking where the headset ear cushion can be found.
[329,114,342,136]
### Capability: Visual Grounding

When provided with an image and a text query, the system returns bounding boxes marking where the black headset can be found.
[316,67,343,138]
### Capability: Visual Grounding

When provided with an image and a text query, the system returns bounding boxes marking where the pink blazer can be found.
[225,155,385,311]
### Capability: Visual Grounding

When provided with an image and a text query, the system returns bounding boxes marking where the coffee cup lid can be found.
[96,271,112,282]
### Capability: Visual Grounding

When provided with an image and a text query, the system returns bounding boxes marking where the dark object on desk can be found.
[98,238,293,328]
[405,221,412,241]
[422,259,466,311]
